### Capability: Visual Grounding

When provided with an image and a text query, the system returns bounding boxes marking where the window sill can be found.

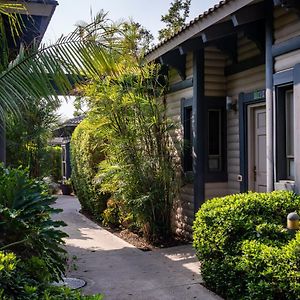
[275,180,295,191]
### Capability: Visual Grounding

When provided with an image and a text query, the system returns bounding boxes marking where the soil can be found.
[80,209,189,251]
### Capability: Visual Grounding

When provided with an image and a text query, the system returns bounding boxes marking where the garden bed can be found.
[80,209,188,251]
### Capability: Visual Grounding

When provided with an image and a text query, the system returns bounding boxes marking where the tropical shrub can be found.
[0,251,103,300]
[193,191,300,300]
[70,17,178,243]
[0,165,67,282]
[6,99,60,179]
[79,62,177,243]
[71,118,109,218]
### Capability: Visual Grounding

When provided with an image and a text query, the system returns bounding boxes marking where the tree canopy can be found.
[158,0,191,42]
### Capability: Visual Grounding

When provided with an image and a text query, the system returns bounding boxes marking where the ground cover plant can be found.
[193,190,300,300]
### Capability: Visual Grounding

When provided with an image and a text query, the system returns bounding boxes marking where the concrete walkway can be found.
[53,195,221,300]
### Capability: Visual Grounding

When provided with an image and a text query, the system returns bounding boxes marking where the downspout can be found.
[193,49,205,215]
[266,0,274,192]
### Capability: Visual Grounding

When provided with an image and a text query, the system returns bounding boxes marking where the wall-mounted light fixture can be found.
[226,96,237,112]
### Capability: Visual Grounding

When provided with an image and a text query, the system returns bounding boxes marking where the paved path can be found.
[53,195,221,300]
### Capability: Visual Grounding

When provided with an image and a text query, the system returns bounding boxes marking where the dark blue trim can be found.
[224,55,265,76]
[169,78,193,94]
[239,90,266,193]
[193,49,205,215]
[273,69,293,86]
[272,35,300,57]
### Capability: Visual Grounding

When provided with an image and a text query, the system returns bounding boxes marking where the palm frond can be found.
[0,27,118,119]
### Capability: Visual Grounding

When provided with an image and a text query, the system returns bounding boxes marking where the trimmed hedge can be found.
[71,119,109,218]
[193,191,300,300]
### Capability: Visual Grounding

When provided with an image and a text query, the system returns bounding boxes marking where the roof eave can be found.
[145,0,255,62]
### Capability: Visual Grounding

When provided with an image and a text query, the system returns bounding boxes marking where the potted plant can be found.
[60,178,72,195]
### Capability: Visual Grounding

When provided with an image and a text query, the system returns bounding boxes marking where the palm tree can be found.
[0,5,115,163]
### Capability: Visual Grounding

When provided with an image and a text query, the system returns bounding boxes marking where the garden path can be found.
[53,195,222,300]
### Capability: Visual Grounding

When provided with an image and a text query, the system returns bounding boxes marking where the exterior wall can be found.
[169,35,266,237]
[274,8,300,73]
[274,7,300,45]
[273,6,300,192]
[226,65,266,194]
[166,59,193,238]
[205,47,227,97]
[238,34,261,62]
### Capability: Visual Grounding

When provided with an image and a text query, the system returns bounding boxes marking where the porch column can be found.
[193,49,205,215]
[293,64,300,193]
[0,118,6,165]
[266,0,274,192]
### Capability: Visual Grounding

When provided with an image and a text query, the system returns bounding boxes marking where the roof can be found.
[145,0,255,62]
[52,115,85,140]
[2,0,58,47]
[61,115,85,127]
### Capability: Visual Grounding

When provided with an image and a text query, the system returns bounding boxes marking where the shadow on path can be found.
[53,195,222,300]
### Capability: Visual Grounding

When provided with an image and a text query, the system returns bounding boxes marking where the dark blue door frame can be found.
[238,90,266,193]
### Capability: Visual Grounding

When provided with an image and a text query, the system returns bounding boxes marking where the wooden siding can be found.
[166,87,194,239]
[238,34,261,62]
[273,7,300,73]
[226,65,265,193]
[174,184,194,239]
[169,52,193,85]
[274,49,300,73]
[174,182,229,239]
[205,47,227,97]
[274,7,300,45]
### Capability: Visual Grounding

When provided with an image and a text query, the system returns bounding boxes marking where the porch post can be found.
[266,0,274,192]
[193,49,205,215]
[0,117,6,165]
[293,64,300,193]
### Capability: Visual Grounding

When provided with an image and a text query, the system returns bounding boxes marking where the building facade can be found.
[145,0,300,238]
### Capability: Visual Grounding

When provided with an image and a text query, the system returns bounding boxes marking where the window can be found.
[181,97,227,181]
[183,105,193,172]
[285,90,294,179]
[208,109,222,171]
[276,85,295,181]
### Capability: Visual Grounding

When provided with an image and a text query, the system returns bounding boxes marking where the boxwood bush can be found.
[193,191,300,300]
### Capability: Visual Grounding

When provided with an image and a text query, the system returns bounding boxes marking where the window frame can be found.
[276,84,295,181]
[181,98,193,173]
[205,97,227,182]
[181,97,227,182]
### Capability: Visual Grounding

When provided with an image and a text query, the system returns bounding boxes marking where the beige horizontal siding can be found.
[238,34,260,62]
[205,47,226,97]
[166,87,192,159]
[173,184,194,239]
[274,7,300,45]
[274,49,300,73]
[205,182,229,199]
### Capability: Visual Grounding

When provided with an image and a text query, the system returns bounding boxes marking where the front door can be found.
[248,106,267,192]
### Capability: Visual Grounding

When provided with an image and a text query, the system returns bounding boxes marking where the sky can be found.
[49,0,218,119]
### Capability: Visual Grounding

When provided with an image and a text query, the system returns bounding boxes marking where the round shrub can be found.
[71,119,109,218]
[193,191,300,300]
